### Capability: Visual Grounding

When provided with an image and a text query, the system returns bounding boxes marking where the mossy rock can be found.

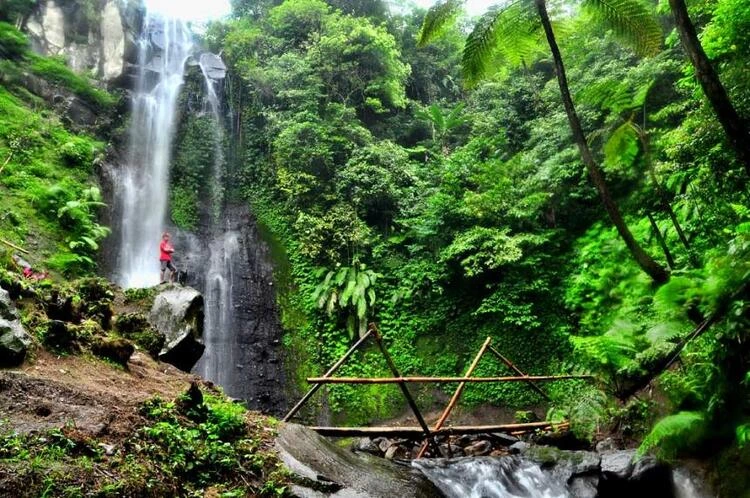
[73,278,115,328]
[39,319,76,351]
[115,312,165,358]
[91,337,134,366]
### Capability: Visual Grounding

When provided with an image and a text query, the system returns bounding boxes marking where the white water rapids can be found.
[115,13,192,288]
[413,456,710,498]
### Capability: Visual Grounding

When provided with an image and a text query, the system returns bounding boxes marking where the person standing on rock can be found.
[159,232,176,284]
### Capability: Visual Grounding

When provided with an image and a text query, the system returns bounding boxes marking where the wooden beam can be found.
[488,346,551,401]
[0,238,29,254]
[307,374,593,384]
[371,324,439,454]
[416,336,492,458]
[311,421,568,438]
[282,328,374,422]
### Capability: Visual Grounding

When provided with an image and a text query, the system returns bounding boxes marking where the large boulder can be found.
[148,286,204,372]
[0,317,33,367]
[276,423,442,497]
[0,288,19,320]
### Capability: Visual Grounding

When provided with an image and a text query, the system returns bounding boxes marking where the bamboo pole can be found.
[371,324,439,454]
[488,346,551,401]
[0,238,29,254]
[306,374,593,384]
[282,328,374,422]
[416,336,493,458]
[311,421,568,437]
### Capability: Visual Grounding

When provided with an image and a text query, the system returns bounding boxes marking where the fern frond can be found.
[603,120,639,169]
[462,3,540,85]
[417,0,465,47]
[639,411,706,458]
[583,0,662,56]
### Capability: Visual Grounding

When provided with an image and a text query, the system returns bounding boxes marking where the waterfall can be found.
[191,51,243,394]
[196,229,241,387]
[413,456,712,498]
[116,13,192,288]
[413,457,568,498]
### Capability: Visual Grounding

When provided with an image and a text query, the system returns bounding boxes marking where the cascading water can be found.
[413,457,568,498]
[116,13,192,288]
[413,456,712,498]
[195,229,240,387]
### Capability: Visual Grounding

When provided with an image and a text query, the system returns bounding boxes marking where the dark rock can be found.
[353,438,380,455]
[629,456,674,496]
[276,423,442,497]
[385,444,410,460]
[509,441,529,454]
[464,440,492,457]
[0,318,32,366]
[91,337,134,366]
[43,320,75,350]
[569,475,599,498]
[115,312,165,358]
[0,289,19,320]
[377,438,393,454]
[457,434,478,446]
[600,450,636,480]
[438,443,464,458]
[489,432,519,446]
[148,286,205,372]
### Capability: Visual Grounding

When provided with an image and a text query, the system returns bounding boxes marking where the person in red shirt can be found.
[159,232,176,283]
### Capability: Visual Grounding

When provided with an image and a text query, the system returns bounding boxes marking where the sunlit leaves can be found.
[583,0,662,56]
[417,0,465,47]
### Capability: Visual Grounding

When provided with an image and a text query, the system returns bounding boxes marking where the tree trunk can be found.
[534,0,670,283]
[647,212,675,270]
[669,0,750,175]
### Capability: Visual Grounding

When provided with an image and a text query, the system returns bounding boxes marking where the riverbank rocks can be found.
[148,285,205,372]
[0,317,33,367]
[0,288,33,367]
[276,423,442,497]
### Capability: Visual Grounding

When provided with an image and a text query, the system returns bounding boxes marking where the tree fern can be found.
[463,3,541,85]
[417,0,464,47]
[583,0,662,56]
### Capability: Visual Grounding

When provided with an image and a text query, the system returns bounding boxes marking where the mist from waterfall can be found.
[116,13,192,288]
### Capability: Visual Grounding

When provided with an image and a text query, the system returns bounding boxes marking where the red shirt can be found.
[160,240,173,261]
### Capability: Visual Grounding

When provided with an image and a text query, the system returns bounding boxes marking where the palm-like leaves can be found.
[312,264,379,338]
[463,3,542,85]
[583,0,662,56]
[417,0,464,47]
[419,0,662,86]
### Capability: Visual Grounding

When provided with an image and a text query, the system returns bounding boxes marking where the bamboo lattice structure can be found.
[282,323,590,457]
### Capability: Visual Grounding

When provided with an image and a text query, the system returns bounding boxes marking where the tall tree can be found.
[668,0,750,176]
[419,0,670,283]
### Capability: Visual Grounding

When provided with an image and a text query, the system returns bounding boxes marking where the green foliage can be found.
[416,0,464,47]
[582,0,662,56]
[639,411,707,459]
[27,54,115,108]
[312,264,379,338]
[0,21,28,59]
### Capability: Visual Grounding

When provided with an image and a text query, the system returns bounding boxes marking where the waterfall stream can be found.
[116,14,192,288]
[412,456,711,498]
[413,457,568,498]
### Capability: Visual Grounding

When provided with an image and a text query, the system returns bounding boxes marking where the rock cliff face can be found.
[24,0,141,83]
[186,204,288,414]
